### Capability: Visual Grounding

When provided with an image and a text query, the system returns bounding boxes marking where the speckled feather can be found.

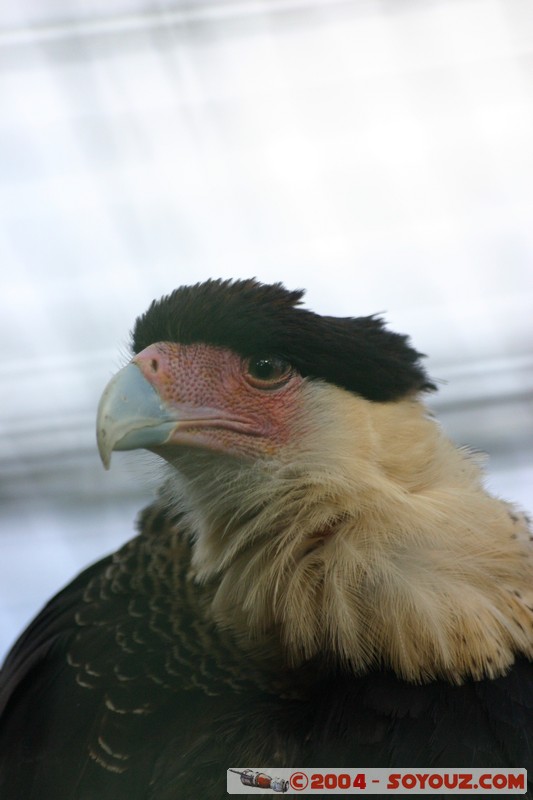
[1,504,532,800]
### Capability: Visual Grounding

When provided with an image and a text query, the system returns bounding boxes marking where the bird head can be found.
[96,278,533,683]
[97,278,433,466]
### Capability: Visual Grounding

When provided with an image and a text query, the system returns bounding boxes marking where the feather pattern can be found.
[1,502,532,799]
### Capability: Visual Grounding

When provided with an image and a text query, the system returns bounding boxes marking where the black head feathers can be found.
[132,278,435,401]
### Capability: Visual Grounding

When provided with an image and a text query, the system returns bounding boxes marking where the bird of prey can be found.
[0,278,531,799]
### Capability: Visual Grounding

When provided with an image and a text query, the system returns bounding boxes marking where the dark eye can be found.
[244,356,293,388]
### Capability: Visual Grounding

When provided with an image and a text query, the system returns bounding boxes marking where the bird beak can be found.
[96,363,179,469]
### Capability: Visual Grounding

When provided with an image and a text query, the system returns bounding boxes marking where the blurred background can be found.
[1,0,532,659]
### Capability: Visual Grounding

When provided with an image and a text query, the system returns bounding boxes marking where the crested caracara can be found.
[0,278,532,799]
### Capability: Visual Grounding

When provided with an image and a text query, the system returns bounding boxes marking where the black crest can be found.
[132,278,435,401]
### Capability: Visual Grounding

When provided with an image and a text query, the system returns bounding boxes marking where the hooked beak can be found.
[96,363,180,469]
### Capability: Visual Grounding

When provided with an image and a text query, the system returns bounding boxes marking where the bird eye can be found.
[244,356,293,388]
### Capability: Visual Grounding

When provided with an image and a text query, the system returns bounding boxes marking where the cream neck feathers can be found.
[163,382,533,684]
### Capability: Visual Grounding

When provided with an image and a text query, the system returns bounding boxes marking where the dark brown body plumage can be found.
[1,501,531,800]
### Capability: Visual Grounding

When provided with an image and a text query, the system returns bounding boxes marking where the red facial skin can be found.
[132,342,305,459]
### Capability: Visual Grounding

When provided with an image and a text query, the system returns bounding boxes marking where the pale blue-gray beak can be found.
[96,363,178,469]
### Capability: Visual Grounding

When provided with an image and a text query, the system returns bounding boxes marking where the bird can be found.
[0,277,532,800]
